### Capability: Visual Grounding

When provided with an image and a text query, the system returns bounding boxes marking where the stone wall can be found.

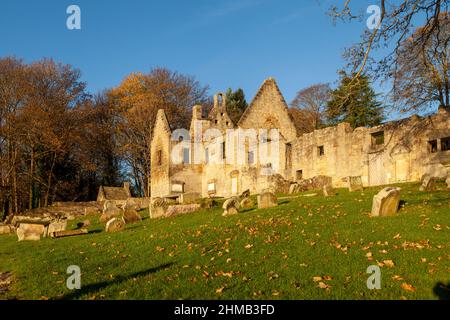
[150,77,450,199]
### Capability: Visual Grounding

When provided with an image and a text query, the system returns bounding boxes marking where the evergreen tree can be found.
[225,88,248,124]
[326,72,384,128]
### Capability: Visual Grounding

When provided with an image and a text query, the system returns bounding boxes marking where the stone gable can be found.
[238,78,297,142]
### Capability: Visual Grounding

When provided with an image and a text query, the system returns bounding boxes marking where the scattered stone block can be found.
[323,184,336,197]
[105,217,125,233]
[123,208,142,223]
[257,192,278,209]
[347,176,364,192]
[240,197,254,209]
[371,187,401,217]
[165,204,201,217]
[222,197,240,216]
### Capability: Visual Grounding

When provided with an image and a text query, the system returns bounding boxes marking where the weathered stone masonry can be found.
[151,78,450,198]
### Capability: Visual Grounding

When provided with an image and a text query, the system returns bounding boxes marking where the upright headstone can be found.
[150,198,168,219]
[16,223,46,241]
[323,184,336,197]
[347,176,364,192]
[371,187,401,217]
[123,208,142,223]
[257,192,278,209]
[419,174,436,191]
[289,183,299,195]
[100,203,122,222]
[105,217,125,232]
[222,197,240,216]
[240,197,254,209]
[179,192,201,204]
[0,224,12,235]
[47,220,67,237]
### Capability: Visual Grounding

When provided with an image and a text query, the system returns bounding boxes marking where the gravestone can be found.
[179,192,201,204]
[240,189,250,199]
[289,183,299,195]
[419,174,436,191]
[323,184,336,197]
[100,203,123,222]
[123,208,142,223]
[16,223,46,241]
[150,198,168,219]
[347,176,364,192]
[222,197,240,216]
[165,204,201,217]
[124,198,141,211]
[85,207,101,215]
[240,197,254,209]
[0,224,12,235]
[105,217,125,232]
[257,192,278,209]
[47,220,67,237]
[446,174,450,189]
[200,198,217,209]
[371,187,401,217]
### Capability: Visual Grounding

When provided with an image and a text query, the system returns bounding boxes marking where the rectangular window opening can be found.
[371,131,385,147]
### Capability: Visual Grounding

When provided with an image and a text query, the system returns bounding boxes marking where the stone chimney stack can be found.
[213,93,226,111]
[192,105,203,120]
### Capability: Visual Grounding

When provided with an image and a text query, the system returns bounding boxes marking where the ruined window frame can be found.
[428,139,438,153]
[221,141,226,160]
[371,131,385,147]
[441,137,450,152]
[182,147,190,164]
[317,145,325,157]
[156,150,162,166]
[248,150,255,165]
[205,147,209,164]
[296,170,303,180]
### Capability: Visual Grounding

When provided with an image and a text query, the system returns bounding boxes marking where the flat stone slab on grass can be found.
[371,187,401,217]
[51,229,88,238]
[165,204,201,217]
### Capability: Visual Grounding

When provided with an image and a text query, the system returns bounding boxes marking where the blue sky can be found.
[1,0,379,104]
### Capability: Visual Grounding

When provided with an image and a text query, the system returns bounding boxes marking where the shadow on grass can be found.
[60,262,174,300]
[433,282,450,300]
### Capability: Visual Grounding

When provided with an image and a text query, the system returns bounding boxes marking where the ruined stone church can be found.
[150,78,450,199]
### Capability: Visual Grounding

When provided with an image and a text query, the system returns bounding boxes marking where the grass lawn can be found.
[0,182,449,300]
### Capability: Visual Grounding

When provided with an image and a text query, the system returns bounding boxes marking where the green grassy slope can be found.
[0,183,449,300]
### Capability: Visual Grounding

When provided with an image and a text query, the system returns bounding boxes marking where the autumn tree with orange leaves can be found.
[108,68,210,197]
